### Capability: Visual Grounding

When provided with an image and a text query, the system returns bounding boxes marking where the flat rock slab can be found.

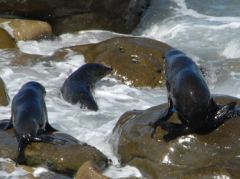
[0,120,108,176]
[112,95,240,179]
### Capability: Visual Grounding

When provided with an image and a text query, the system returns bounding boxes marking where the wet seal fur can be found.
[61,63,112,111]
[151,49,236,142]
[5,81,58,165]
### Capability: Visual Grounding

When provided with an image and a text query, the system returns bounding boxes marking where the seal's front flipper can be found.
[161,122,192,142]
[16,137,28,166]
[214,102,237,124]
[150,99,174,138]
[45,122,58,132]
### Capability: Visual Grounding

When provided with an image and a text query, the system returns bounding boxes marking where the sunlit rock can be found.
[0,28,16,49]
[0,77,10,106]
[0,18,52,41]
[112,95,240,179]
[75,160,109,179]
[55,36,171,87]
[0,121,109,175]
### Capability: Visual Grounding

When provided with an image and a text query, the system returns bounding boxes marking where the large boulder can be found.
[55,36,171,87]
[0,18,52,41]
[0,120,109,176]
[0,77,10,106]
[0,0,150,34]
[112,95,240,179]
[0,28,16,48]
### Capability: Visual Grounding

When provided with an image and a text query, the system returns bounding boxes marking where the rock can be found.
[0,18,52,41]
[55,36,171,87]
[0,121,109,175]
[0,0,150,34]
[75,160,109,179]
[0,28,16,48]
[112,95,240,179]
[0,77,10,106]
[0,159,71,179]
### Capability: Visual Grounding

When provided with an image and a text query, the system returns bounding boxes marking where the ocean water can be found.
[0,0,240,178]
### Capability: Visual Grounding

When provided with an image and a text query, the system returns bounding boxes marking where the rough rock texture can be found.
[0,18,52,41]
[0,77,10,106]
[0,0,150,34]
[0,28,16,48]
[55,36,171,87]
[0,121,108,176]
[75,160,108,179]
[0,159,71,179]
[112,95,240,179]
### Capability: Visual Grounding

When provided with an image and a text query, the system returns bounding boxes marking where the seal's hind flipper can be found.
[45,122,58,132]
[33,135,65,145]
[16,137,28,166]
[215,101,237,123]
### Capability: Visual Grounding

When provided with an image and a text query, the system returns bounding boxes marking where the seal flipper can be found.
[214,101,237,125]
[4,118,13,130]
[150,99,174,138]
[161,122,193,142]
[16,137,28,165]
[32,135,65,145]
[45,122,58,132]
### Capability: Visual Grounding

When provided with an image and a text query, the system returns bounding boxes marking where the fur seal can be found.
[61,63,112,111]
[5,81,57,165]
[151,49,236,141]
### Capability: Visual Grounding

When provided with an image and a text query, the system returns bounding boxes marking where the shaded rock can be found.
[0,77,10,106]
[0,0,150,34]
[0,28,16,49]
[112,95,240,179]
[52,13,118,35]
[0,121,108,175]
[0,18,52,41]
[55,36,171,87]
[75,160,109,179]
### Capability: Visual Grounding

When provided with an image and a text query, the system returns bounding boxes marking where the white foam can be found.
[33,167,49,177]
[222,39,240,58]
[17,30,126,56]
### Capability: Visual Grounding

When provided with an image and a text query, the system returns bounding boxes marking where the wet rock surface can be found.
[75,160,108,179]
[0,120,109,176]
[112,95,240,179]
[0,77,10,106]
[0,28,16,49]
[55,36,171,87]
[0,18,52,41]
[0,0,150,34]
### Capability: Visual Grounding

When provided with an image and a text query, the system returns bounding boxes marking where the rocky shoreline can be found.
[0,1,240,178]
